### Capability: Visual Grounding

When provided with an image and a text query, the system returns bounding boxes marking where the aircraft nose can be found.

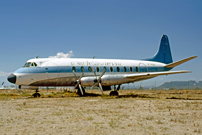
[7,73,16,84]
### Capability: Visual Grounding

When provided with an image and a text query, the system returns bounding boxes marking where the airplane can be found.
[7,35,197,97]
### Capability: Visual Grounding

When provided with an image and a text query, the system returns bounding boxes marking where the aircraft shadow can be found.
[82,92,156,99]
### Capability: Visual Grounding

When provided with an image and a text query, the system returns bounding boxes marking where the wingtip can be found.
[181,70,192,73]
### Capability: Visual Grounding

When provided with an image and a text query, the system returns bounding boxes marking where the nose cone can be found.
[7,73,16,84]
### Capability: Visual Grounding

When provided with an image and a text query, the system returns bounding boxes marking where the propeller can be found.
[72,69,84,95]
[91,68,106,94]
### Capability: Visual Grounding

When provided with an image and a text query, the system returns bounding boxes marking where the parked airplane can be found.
[7,35,197,97]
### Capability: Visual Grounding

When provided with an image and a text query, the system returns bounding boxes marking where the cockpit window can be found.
[33,63,37,66]
[31,62,37,67]
[23,62,37,67]
[23,62,31,67]
[23,63,27,67]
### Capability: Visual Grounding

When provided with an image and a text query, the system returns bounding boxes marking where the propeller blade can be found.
[2,82,4,85]
[82,68,84,77]
[78,84,84,95]
[92,68,96,76]
[74,83,78,89]
[73,69,85,95]
[98,83,104,95]
[72,70,76,76]
[97,69,106,82]
[100,69,106,77]
[90,68,106,95]
[91,82,96,90]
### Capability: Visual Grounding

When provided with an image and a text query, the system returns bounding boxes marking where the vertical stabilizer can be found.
[145,35,173,64]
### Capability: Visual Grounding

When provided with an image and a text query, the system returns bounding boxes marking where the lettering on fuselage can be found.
[147,63,155,66]
[71,61,122,66]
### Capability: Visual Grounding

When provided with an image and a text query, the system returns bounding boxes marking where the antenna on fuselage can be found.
[36,56,39,59]
[93,56,96,59]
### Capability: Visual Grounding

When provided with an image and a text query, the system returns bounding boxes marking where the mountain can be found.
[158,81,202,89]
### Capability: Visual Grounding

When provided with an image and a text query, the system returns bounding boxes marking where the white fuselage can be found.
[13,58,167,87]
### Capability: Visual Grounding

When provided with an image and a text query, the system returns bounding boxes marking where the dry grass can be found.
[0,89,202,134]
[1,89,202,100]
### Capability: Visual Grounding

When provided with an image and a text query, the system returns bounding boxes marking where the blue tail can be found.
[145,35,173,64]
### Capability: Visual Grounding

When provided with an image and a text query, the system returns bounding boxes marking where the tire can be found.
[33,93,40,98]
[114,91,119,96]
[109,91,119,96]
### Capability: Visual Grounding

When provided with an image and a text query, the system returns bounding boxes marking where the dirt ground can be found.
[0,89,202,135]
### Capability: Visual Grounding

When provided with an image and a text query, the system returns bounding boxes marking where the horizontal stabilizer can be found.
[125,70,191,79]
[164,56,197,68]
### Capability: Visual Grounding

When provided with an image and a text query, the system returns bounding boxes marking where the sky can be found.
[0,0,202,87]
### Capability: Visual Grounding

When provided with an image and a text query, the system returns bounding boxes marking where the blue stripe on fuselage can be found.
[14,66,171,74]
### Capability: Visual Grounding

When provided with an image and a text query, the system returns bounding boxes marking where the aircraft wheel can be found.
[33,93,40,98]
[109,91,119,96]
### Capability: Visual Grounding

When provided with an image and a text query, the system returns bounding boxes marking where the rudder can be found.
[145,35,173,64]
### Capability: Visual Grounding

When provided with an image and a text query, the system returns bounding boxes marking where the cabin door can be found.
[138,63,148,73]
[45,62,60,79]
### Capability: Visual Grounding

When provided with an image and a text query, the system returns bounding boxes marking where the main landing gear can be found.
[109,91,119,96]
[109,85,121,96]
[33,89,40,98]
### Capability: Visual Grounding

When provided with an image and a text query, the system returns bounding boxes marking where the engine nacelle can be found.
[101,75,127,86]
[80,75,129,87]
[80,76,97,87]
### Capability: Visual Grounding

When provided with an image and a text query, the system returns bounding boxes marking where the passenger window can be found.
[72,66,76,72]
[103,66,107,72]
[136,67,138,72]
[117,67,120,72]
[124,67,127,72]
[81,66,84,72]
[88,66,92,72]
[110,67,113,72]
[96,66,100,72]
[130,67,133,72]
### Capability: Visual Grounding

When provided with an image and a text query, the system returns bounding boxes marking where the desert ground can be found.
[0,89,202,135]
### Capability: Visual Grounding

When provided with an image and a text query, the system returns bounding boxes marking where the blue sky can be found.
[0,0,201,87]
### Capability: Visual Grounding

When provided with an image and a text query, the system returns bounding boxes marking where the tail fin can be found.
[145,35,173,64]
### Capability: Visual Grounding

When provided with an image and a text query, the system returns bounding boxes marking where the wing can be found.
[124,70,191,81]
